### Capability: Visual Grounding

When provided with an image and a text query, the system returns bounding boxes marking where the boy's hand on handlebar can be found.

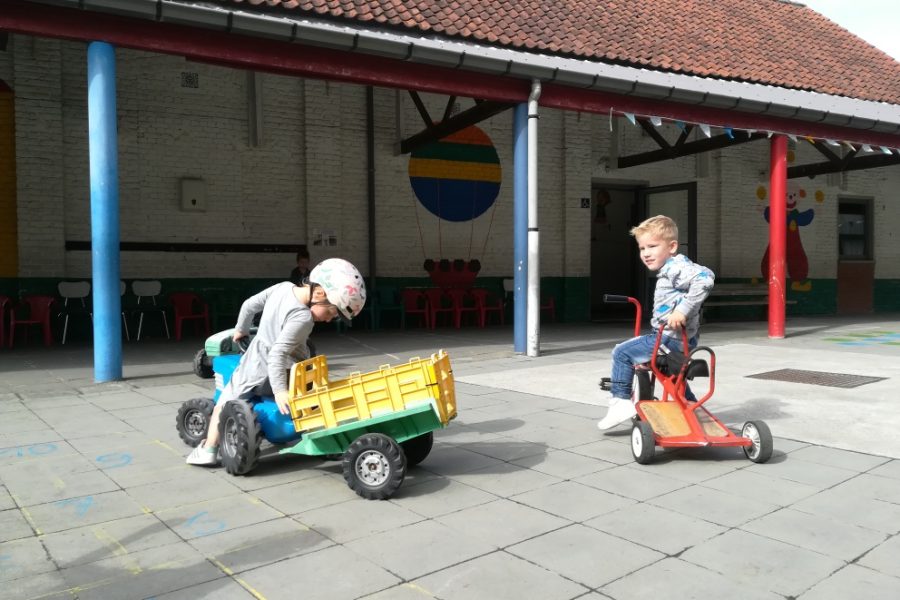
[667,310,687,329]
[275,390,291,415]
[233,331,246,343]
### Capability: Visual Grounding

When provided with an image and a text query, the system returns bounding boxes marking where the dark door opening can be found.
[591,182,697,322]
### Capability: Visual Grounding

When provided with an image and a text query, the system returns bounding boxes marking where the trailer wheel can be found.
[219,400,262,475]
[400,432,434,467]
[176,398,214,447]
[343,433,406,500]
[741,420,773,463]
[193,349,214,379]
[631,421,656,464]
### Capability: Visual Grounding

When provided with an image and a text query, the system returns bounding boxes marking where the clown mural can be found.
[757,181,825,292]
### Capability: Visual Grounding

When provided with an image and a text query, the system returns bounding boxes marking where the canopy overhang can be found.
[3,0,900,150]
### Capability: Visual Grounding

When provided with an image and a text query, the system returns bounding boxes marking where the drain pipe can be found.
[527,79,541,357]
[366,86,376,290]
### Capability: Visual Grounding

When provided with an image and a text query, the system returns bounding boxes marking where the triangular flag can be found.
[826,139,840,147]
[624,112,636,126]
[880,146,893,154]
[805,136,815,144]
[699,123,711,138]
[861,144,872,153]
[746,129,756,137]
[724,128,734,139]
[675,120,686,131]
[766,131,774,138]
[650,116,662,127]
[841,141,856,151]
[788,134,798,142]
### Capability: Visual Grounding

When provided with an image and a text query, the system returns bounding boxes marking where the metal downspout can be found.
[527,80,541,357]
[366,86,376,294]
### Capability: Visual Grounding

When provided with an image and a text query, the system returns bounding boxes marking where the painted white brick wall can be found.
[7,34,900,287]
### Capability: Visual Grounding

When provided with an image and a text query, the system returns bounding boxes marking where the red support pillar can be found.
[768,135,787,338]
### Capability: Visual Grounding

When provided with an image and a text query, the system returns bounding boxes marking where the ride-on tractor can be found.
[176,336,457,499]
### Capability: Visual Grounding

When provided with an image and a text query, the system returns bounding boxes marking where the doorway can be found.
[590,182,697,321]
[836,196,874,314]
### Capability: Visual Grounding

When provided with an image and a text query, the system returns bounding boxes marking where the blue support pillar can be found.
[512,104,528,353]
[88,42,122,381]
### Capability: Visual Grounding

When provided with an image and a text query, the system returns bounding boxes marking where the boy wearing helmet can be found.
[187,258,366,466]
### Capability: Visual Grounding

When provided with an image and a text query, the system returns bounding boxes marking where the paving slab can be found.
[5,318,900,599]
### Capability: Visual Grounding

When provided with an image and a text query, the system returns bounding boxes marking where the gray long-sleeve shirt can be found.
[229,282,313,398]
[651,254,715,340]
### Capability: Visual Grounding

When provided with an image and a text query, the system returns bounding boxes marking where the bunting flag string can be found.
[608,109,900,157]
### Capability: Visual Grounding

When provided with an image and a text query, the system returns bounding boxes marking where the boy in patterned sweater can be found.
[597,215,715,430]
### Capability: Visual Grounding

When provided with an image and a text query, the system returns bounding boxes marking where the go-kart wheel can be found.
[741,420,773,463]
[176,398,214,447]
[631,421,656,464]
[400,432,433,467]
[633,371,653,401]
[218,400,262,476]
[193,349,213,379]
[343,433,406,500]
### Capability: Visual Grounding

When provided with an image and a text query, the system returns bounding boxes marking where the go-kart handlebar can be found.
[603,294,643,337]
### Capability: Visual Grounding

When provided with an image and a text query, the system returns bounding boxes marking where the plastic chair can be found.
[0,295,10,348]
[470,287,505,327]
[119,281,130,341]
[169,292,210,341]
[8,295,56,348]
[132,280,170,341]
[372,286,404,329]
[401,289,430,329]
[423,288,454,329]
[445,288,479,329]
[541,295,557,322]
[57,281,92,344]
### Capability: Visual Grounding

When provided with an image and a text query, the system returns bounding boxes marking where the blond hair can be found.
[630,215,678,242]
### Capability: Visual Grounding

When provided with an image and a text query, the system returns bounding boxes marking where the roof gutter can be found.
[14,0,900,142]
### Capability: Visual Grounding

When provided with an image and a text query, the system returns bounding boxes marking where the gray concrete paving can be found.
[1,315,900,599]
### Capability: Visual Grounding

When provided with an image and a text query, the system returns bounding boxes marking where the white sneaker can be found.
[597,399,637,430]
[186,442,218,466]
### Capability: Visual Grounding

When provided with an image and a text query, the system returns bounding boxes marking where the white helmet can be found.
[309,258,366,322]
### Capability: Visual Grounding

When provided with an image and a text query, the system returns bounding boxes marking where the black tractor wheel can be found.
[218,400,263,476]
[193,349,213,379]
[176,398,214,447]
[400,432,434,467]
[343,433,406,500]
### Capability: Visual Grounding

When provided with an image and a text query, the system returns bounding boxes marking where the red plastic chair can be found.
[0,295,10,347]
[470,288,505,327]
[401,289,430,329]
[541,295,556,322]
[8,295,56,348]
[445,288,479,329]
[423,288,454,329]
[169,292,210,341]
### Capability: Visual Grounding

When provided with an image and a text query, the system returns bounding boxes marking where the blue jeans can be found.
[609,333,698,401]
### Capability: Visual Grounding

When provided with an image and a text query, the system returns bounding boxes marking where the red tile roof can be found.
[221,0,900,105]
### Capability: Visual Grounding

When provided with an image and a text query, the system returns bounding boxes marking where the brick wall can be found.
[6,33,900,292]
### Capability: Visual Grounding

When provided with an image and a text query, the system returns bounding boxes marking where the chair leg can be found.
[121,313,130,341]
[137,313,144,341]
[162,313,170,339]
[62,314,69,345]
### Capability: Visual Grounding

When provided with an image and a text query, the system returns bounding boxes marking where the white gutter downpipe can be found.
[527,79,541,357]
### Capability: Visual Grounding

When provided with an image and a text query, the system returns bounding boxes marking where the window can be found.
[838,198,873,260]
